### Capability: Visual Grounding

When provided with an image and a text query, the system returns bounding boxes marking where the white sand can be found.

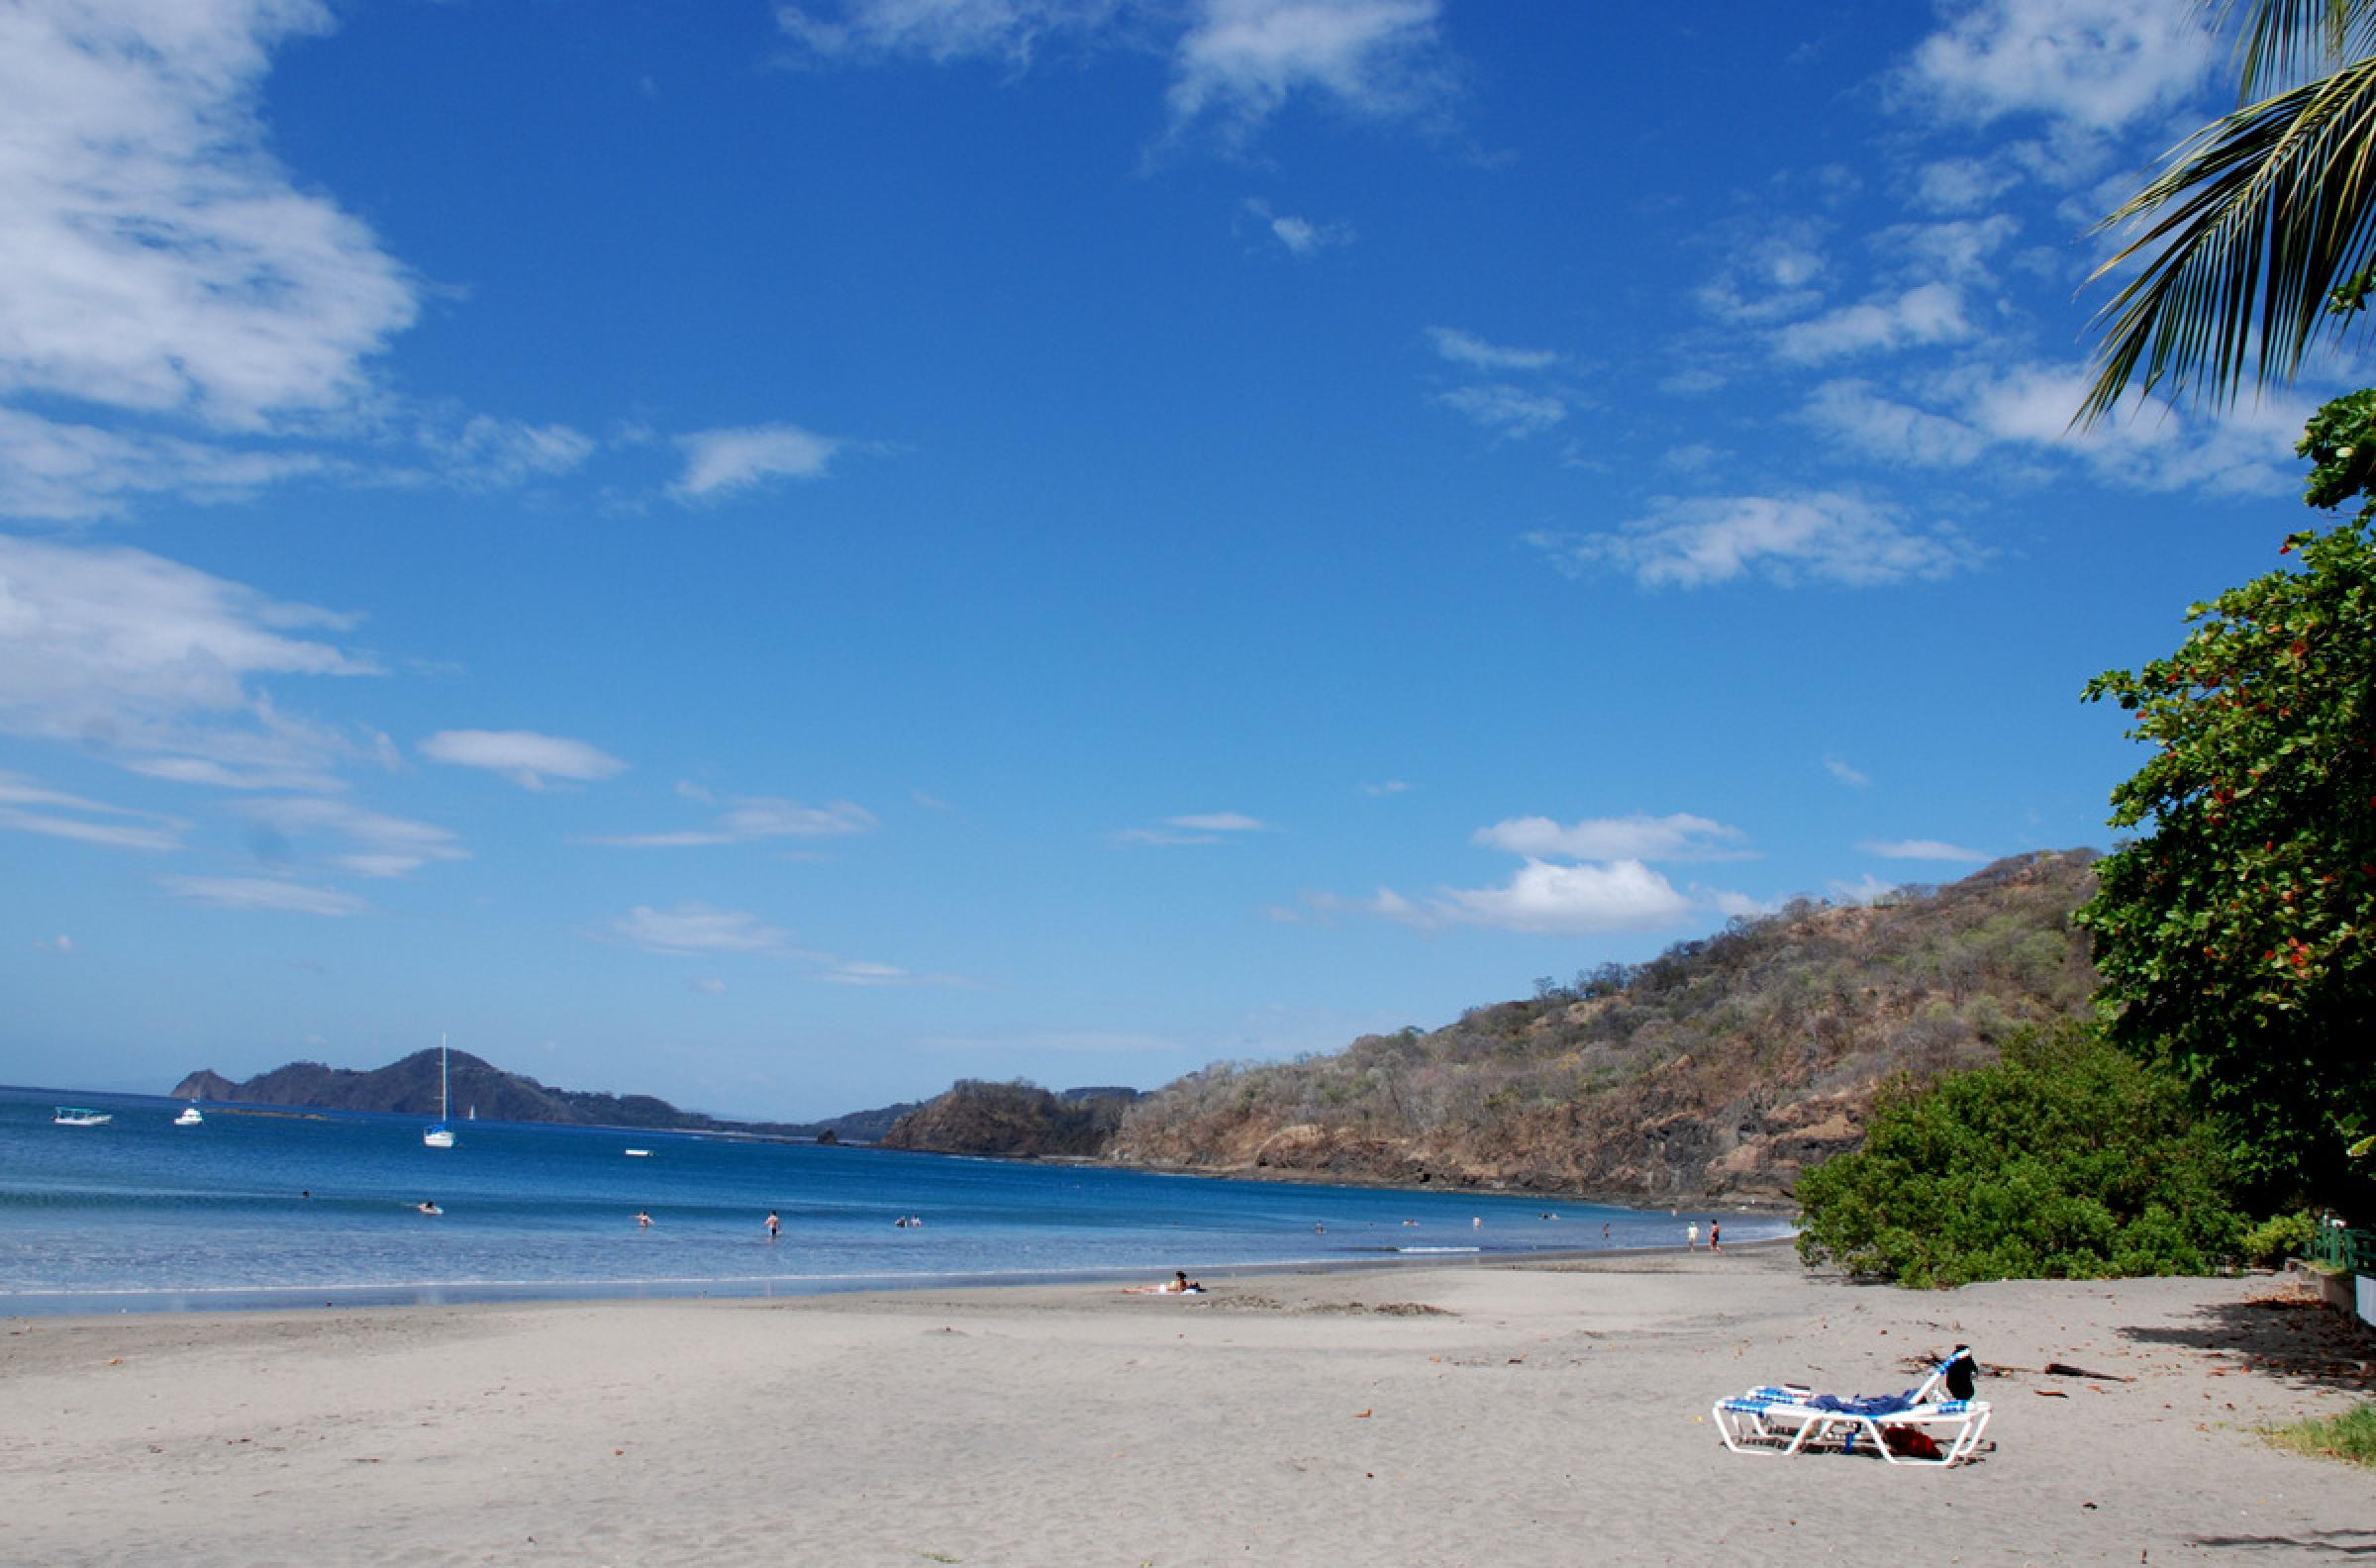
[4,1245,2371,1566]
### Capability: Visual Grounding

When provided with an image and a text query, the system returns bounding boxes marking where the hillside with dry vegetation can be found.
[1106,850,2101,1201]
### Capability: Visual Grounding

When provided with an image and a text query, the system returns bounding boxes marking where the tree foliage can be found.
[2077,403,2376,1207]
[1795,1026,2241,1288]
[2081,2,2376,421]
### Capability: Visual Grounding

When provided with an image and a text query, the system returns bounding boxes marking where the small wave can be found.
[1394,1245,1482,1254]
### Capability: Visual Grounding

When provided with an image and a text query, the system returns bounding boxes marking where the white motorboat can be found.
[53,1107,112,1127]
[173,1105,204,1127]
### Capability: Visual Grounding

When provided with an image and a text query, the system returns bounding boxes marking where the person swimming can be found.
[416,1200,442,1216]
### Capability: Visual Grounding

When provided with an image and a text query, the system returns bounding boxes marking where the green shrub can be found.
[2238,1212,2320,1269]
[1796,1024,2241,1288]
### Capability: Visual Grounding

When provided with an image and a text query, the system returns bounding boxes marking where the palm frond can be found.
[2078,54,2376,428]
[2212,0,2366,99]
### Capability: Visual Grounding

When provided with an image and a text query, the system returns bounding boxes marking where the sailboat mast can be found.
[440,1031,449,1122]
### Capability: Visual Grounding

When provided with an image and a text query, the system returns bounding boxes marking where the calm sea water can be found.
[0,1085,1790,1314]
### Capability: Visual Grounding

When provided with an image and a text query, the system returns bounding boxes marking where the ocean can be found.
[0,1085,1791,1314]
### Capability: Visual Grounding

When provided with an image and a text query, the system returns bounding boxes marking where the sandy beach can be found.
[4,1245,2370,1567]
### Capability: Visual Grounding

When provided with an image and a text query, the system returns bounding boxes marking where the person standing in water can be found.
[636,1211,652,1227]
[1686,1221,1700,1249]
[764,1211,780,1240]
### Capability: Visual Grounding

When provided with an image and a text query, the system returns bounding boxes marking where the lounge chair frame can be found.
[1712,1354,1991,1467]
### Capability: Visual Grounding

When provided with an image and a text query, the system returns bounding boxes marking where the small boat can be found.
[53,1107,112,1127]
[423,1033,456,1149]
[173,1105,204,1127]
[624,1148,652,1158]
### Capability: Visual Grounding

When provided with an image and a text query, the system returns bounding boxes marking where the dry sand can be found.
[4,1245,2371,1567]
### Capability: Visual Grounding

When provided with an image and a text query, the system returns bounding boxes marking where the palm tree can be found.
[2080,2,2376,426]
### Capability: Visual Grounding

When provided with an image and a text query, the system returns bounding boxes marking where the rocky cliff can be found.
[879,1080,1142,1157]
[1107,850,2101,1201]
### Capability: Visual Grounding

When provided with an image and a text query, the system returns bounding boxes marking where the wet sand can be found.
[4,1245,2370,1566]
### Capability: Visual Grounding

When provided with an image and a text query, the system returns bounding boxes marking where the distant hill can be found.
[1107,850,2102,1201]
[168,1052,919,1142]
[878,1080,1142,1157]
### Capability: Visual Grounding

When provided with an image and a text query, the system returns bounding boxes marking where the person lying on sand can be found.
[1123,1271,1203,1295]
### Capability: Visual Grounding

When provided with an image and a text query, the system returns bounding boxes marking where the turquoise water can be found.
[0,1085,1787,1313]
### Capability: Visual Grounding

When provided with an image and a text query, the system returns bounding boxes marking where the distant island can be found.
[170,1052,920,1144]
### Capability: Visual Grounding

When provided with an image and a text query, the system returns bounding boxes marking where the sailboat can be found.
[423,1034,456,1148]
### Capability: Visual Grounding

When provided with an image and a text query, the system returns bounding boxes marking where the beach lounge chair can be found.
[1712,1348,1990,1466]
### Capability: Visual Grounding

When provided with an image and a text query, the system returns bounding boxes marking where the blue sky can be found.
[0,0,2352,1118]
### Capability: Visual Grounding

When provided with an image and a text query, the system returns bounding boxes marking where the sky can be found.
[0,0,2357,1119]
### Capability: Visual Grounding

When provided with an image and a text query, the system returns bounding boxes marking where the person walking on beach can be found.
[764,1211,780,1240]
[1709,1220,1721,1252]
[1686,1221,1699,1249]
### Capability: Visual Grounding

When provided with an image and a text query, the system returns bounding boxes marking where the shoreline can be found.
[6,1246,2369,1565]
[0,1235,1801,1320]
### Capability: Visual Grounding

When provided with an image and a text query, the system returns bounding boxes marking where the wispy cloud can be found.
[1434,384,1567,439]
[669,424,845,500]
[420,731,627,790]
[1360,779,1411,796]
[0,536,377,789]
[584,795,877,848]
[1426,326,1557,372]
[778,0,1457,147]
[1115,811,1271,845]
[613,903,796,955]
[159,874,369,917]
[1245,198,1353,256]
[1165,0,1453,143]
[232,796,467,878]
[1471,812,1747,862]
[0,771,188,852]
[0,0,417,433]
[1905,0,2213,133]
[1772,283,1976,364]
[1526,493,1986,590]
[607,901,941,986]
[1859,836,1988,862]
[1824,755,1871,788]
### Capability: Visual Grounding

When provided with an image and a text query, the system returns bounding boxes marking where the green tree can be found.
[2077,399,2376,1205]
[1796,1026,2240,1288]
[2082,2,2376,422]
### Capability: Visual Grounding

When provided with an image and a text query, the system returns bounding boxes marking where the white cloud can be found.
[1245,198,1352,256]
[417,416,597,488]
[669,424,844,500]
[585,795,877,848]
[1773,282,1976,364]
[1709,889,1776,921]
[1436,857,1694,935]
[1471,813,1746,862]
[1426,326,1557,372]
[689,975,729,996]
[1829,872,1900,906]
[420,731,627,791]
[778,0,1123,64]
[159,874,368,917]
[613,903,796,956]
[233,796,467,878]
[0,536,375,787]
[1526,492,1987,590]
[1167,0,1450,141]
[1860,836,1989,862]
[1913,156,2022,213]
[1872,216,2021,286]
[1360,779,1411,796]
[0,0,416,432]
[1942,361,2308,493]
[1693,224,1830,325]
[1801,379,1990,467]
[35,933,74,953]
[1434,383,1567,439]
[1116,810,1269,844]
[608,901,939,985]
[1824,755,1871,788]
[0,409,332,521]
[0,770,188,851]
[1907,0,2213,133]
